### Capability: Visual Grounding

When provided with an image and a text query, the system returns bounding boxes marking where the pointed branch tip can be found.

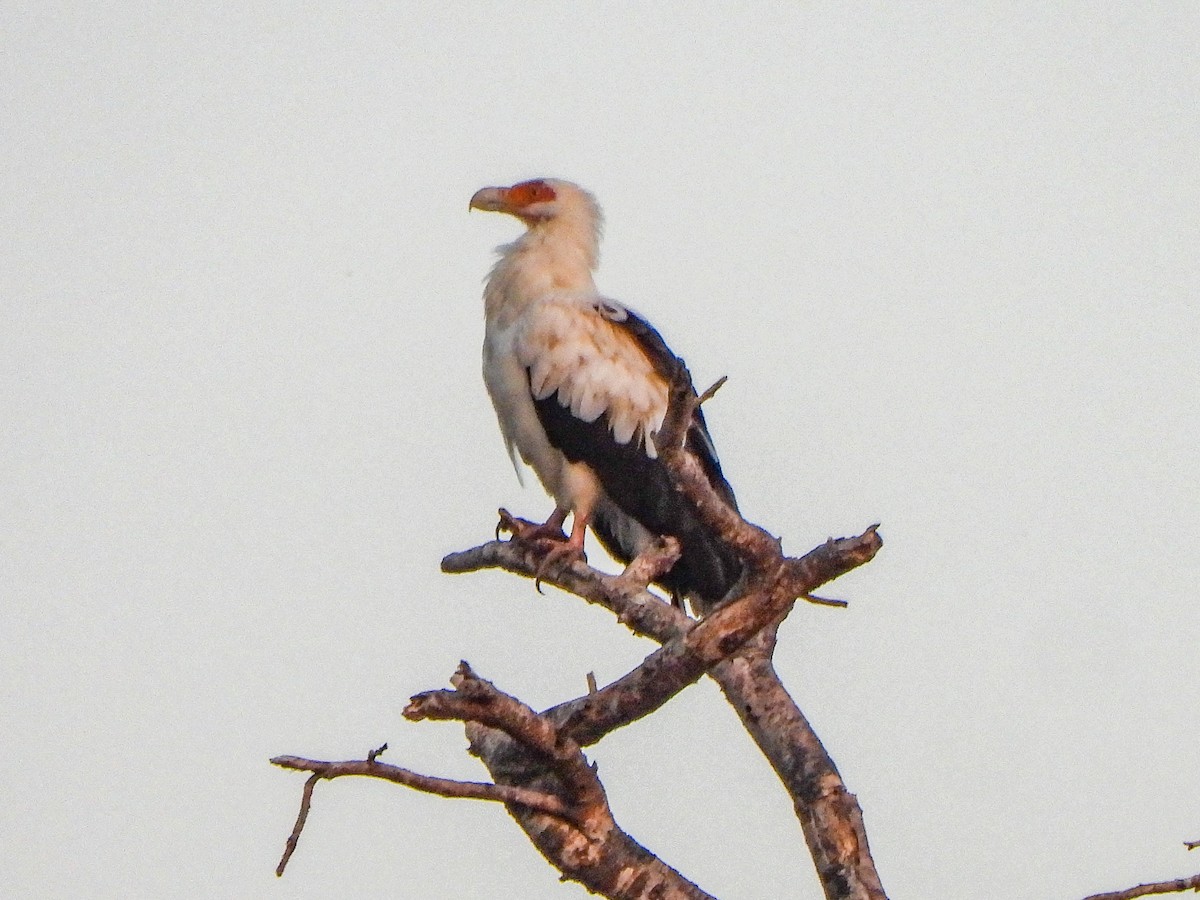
[696,375,729,406]
[803,593,849,608]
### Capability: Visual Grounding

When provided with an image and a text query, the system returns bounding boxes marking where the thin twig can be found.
[271,755,574,819]
[276,772,320,876]
[802,593,850,608]
[696,375,728,406]
[271,752,581,876]
[1081,873,1200,900]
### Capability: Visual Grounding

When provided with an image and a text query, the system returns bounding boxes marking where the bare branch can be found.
[450,520,887,899]
[440,520,885,900]
[271,744,583,877]
[275,772,319,877]
[467,525,881,749]
[270,754,573,820]
[696,374,728,406]
[464,720,718,900]
[287,354,887,898]
[780,526,881,600]
[442,537,692,643]
[655,362,783,572]
[445,522,880,749]
[803,593,850,608]
[1081,873,1200,900]
[711,629,887,900]
[274,661,719,898]
[427,663,720,899]
[405,662,604,808]
[615,535,682,590]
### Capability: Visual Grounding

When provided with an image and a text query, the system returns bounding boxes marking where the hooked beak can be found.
[469,186,509,213]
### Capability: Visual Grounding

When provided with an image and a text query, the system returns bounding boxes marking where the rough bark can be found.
[712,630,886,900]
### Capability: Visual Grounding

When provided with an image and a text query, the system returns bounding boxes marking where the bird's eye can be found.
[515,180,554,204]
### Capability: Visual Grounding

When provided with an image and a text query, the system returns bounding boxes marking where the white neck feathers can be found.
[483,191,603,325]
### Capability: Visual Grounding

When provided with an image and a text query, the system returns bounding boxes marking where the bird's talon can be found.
[496,508,521,539]
[497,509,570,545]
[531,541,586,591]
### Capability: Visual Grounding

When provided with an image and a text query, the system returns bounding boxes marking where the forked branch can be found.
[277,363,884,899]
[274,664,717,899]
[271,742,577,877]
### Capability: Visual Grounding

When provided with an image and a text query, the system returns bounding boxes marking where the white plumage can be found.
[522,300,667,450]
[474,180,665,518]
[469,177,742,613]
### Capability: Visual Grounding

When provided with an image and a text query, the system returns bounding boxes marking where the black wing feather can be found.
[531,305,742,611]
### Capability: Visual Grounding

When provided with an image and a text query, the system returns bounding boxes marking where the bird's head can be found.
[469,179,601,231]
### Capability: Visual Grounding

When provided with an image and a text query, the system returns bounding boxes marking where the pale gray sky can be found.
[3,5,1198,899]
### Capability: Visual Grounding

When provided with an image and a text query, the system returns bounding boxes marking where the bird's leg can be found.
[495,508,586,592]
[496,507,569,544]
[532,512,589,593]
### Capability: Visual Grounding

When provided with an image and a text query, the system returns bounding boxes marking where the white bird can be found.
[470,178,742,614]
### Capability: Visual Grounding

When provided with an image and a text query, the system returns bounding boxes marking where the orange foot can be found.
[531,531,587,593]
[495,508,587,593]
[496,507,569,544]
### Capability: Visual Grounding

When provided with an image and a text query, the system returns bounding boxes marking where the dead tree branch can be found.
[270,744,578,877]
[443,525,884,900]
[404,663,604,810]
[274,664,717,899]
[442,535,691,643]
[655,366,784,574]
[1079,841,1200,899]
[1081,872,1200,900]
[711,629,887,900]
[432,362,887,899]
[277,361,885,898]
[270,754,574,821]
[548,527,880,747]
[274,772,319,877]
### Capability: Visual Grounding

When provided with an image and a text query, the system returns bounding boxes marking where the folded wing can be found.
[519,299,742,611]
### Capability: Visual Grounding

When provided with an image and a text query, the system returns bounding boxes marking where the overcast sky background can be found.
[3,5,1198,899]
